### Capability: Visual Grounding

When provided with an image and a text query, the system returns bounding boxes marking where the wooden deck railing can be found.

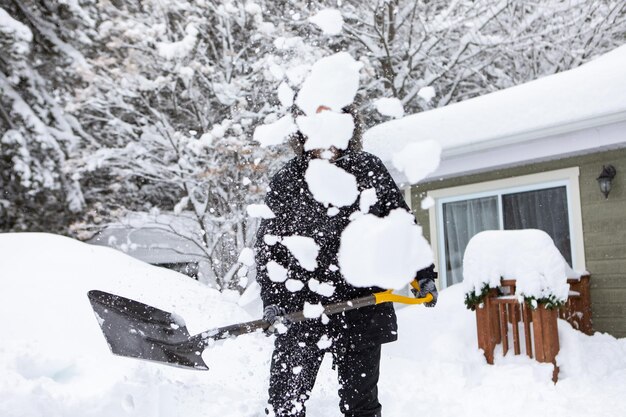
[475,275,591,382]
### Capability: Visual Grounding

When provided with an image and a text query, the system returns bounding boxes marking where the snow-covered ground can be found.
[1,233,625,417]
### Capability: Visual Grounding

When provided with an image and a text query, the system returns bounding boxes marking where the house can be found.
[364,44,626,338]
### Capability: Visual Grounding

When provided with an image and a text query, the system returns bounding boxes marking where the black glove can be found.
[263,304,291,335]
[411,277,438,307]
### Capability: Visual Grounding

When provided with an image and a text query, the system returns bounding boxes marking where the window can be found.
[427,168,585,288]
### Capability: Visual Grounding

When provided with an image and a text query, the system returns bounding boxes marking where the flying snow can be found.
[308,9,344,36]
[277,82,294,107]
[280,235,320,271]
[297,111,355,151]
[359,188,378,214]
[285,278,305,292]
[247,204,276,219]
[303,302,325,318]
[392,140,442,184]
[305,159,358,207]
[266,261,288,283]
[308,278,336,297]
[374,97,405,118]
[253,115,297,147]
[421,196,435,210]
[238,248,255,266]
[295,52,363,115]
[338,209,433,289]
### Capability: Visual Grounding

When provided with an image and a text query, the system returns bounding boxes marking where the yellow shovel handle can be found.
[373,289,434,305]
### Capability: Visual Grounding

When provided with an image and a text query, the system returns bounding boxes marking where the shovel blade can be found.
[87,290,208,370]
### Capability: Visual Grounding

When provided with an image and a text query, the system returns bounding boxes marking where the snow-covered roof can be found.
[364,44,626,182]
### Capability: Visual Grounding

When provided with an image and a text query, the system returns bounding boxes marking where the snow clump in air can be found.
[308,278,335,297]
[277,82,295,107]
[374,97,405,119]
[359,188,378,214]
[238,248,255,266]
[305,159,358,207]
[266,261,288,283]
[303,302,325,318]
[420,196,435,210]
[253,115,297,147]
[295,52,363,115]
[280,235,320,271]
[392,140,442,184]
[308,9,344,36]
[317,335,333,349]
[463,230,571,303]
[285,278,305,292]
[246,204,276,219]
[338,209,434,289]
[297,111,355,151]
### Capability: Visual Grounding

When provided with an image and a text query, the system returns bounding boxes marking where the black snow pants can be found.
[266,335,382,417]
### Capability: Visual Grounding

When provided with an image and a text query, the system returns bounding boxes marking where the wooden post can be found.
[531,305,560,382]
[475,290,500,364]
[511,304,521,355]
[499,303,509,356]
[522,303,533,359]
[579,275,593,335]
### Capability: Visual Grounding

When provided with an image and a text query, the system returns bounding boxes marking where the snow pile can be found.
[309,9,343,35]
[297,111,354,151]
[295,52,363,115]
[338,209,433,289]
[392,140,442,184]
[1,233,625,417]
[305,159,359,207]
[463,230,571,304]
[374,97,405,118]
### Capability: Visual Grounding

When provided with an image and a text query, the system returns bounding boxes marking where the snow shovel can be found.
[87,286,433,371]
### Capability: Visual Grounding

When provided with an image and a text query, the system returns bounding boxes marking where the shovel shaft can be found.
[195,294,383,347]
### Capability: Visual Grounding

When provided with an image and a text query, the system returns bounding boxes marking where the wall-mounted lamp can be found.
[596,165,616,199]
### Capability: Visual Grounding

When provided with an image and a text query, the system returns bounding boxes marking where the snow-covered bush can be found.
[462,230,572,310]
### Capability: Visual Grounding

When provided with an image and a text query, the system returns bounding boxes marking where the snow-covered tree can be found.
[336,0,626,115]
[1,0,624,289]
[0,1,92,232]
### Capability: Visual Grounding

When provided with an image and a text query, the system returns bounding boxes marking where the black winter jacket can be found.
[255,150,413,350]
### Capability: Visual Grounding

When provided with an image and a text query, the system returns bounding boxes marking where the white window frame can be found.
[426,167,586,288]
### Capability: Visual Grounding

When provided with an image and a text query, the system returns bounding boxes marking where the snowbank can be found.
[1,233,625,417]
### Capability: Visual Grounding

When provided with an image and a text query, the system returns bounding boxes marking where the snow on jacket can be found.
[255,150,413,350]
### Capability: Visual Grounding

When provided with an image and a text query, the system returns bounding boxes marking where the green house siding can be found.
[412,147,626,337]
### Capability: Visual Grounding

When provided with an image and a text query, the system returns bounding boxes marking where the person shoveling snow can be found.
[255,97,437,417]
